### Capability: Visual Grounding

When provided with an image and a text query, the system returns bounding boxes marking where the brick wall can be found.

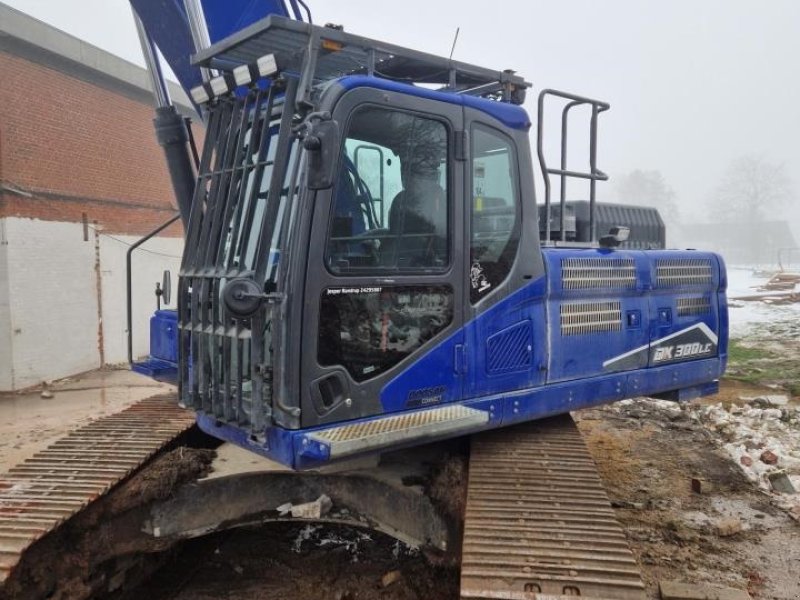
[0,46,198,389]
[0,51,197,236]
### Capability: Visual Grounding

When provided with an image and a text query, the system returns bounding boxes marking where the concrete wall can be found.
[0,220,13,390]
[98,231,182,365]
[0,217,182,390]
[1,218,99,389]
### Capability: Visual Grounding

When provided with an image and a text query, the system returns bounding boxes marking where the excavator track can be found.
[461,414,646,600]
[0,395,194,584]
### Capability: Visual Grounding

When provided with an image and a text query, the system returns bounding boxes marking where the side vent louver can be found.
[676,296,712,316]
[560,301,622,336]
[486,321,533,374]
[561,258,636,290]
[656,259,713,287]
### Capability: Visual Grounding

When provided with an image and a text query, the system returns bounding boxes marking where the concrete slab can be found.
[204,443,381,480]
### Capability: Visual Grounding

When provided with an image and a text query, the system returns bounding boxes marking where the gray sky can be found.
[5,0,800,235]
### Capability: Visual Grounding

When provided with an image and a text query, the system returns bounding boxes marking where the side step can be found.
[460,414,647,600]
[307,405,489,459]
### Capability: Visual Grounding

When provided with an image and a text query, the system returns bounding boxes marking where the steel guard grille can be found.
[676,296,712,316]
[561,257,636,290]
[179,78,300,434]
[656,258,713,287]
[560,301,622,336]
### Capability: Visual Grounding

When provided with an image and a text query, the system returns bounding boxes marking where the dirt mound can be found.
[428,454,468,521]
[1,447,215,600]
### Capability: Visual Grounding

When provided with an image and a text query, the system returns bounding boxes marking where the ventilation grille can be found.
[656,259,713,287]
[560,301,622,336]
[561,258,637,290]
[676,296,712,316]
[486,322,533,374]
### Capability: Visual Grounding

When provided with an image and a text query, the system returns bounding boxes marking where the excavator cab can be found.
[173,17,534,455]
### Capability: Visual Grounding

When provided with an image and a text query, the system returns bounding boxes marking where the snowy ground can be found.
[727,266,800,338]
[690,266,799,517]
[696,398,800,516]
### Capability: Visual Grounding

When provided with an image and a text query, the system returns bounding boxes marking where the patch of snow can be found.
[726,267,800,338]
[695,401,800,515]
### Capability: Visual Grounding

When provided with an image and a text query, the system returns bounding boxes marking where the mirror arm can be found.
[126,212,181,366]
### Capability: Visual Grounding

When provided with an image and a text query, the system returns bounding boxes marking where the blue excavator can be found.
[127,0,727,475]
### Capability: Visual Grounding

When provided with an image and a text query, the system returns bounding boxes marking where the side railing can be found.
[126,213,182,368]
[537,89,610,245]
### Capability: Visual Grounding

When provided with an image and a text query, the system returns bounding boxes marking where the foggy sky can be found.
[5,0,800,239]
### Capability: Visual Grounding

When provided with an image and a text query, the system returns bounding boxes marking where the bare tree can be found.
[614,169,679,227]
[709,155,792,223]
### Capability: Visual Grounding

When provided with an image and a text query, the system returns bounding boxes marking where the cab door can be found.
[462,111,547,400]
[299,85,466,427]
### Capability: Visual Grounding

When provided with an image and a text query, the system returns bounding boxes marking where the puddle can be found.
[0,369,174,471]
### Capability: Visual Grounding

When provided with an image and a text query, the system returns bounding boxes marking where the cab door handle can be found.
[454,344,467,375]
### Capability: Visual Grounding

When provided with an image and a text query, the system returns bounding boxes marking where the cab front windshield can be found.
[326,106,450,273]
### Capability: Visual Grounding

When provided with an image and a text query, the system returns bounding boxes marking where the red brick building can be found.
[0,3,196,389]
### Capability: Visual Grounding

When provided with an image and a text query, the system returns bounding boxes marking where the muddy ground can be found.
[578,392,800,600]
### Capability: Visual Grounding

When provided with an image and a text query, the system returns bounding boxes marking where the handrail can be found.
[126,213,182,365]
[537,89,610,243]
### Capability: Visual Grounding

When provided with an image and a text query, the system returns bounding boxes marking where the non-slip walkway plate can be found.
[309,405,489,458]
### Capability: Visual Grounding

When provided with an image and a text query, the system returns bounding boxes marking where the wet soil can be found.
[578,389,800,600]
[128,523,459,600]
[0,444,215,600]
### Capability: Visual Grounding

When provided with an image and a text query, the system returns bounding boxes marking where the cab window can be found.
[470,125,520,303]
[326,106,450,273]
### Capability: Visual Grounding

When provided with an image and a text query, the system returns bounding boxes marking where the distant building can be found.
[678,220,798,266]
[0,3,197,390]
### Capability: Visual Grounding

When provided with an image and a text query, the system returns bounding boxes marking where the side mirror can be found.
[161,270,172,306]
[300,113,339,190]
[599,226,630,248]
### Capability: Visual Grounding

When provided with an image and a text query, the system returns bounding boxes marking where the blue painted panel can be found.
[486,321,533,374]
[150,309,179,362]
[132,309,178,384]
[337,76,531,131]
[380,247,726,413]
[500,356,723,428]
[199,356,723,469]
[379,326,463,414]
[465,277,547,399]
[542,248,651,382]
[131,358,177,383]
[645,250,722,367]
[715,253,730,372]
